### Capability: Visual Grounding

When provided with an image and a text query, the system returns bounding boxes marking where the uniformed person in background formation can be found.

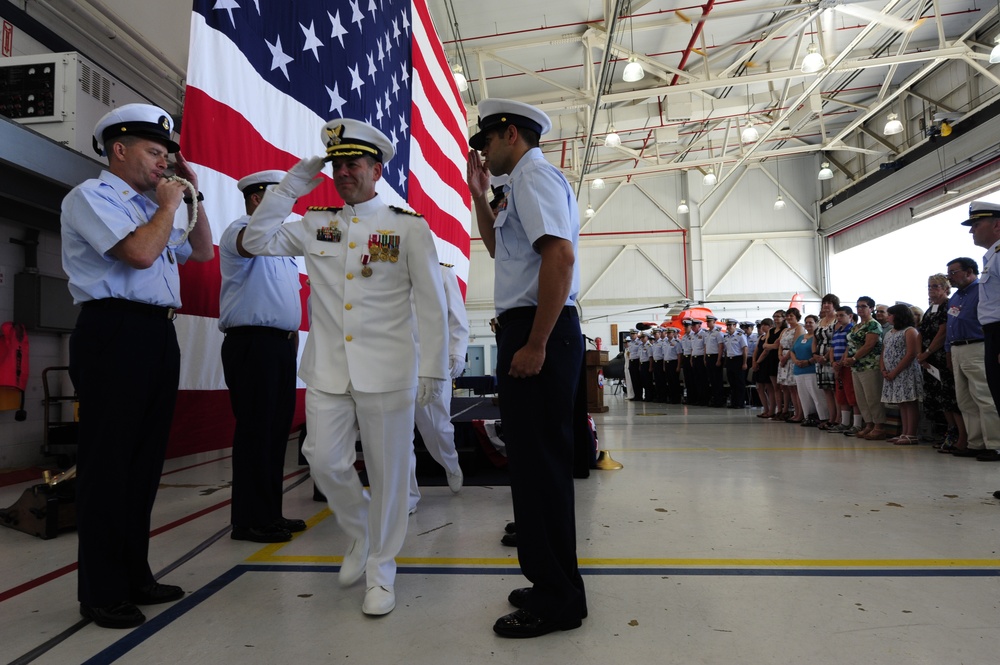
[689,319,709,405]
[638,332,653,401]
[651,328,667,402]
[722,318,750,408]
[664,327,683,403]
[705,315,726,407]
[408,262,470,513]
[679,319,694,403]
[964,201,1000,468]
[219,170,305,544]
[628,331,645,401]
[61,103,215,628]
[467,98,587,638]
[622,334,635,399]
[242,118,449,617]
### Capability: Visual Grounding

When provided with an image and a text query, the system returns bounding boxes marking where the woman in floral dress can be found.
[917,273,966,450]
[880,304,924,444]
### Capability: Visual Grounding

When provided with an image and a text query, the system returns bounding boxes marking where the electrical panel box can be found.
[0,51,150,156]
[14,272,80,333]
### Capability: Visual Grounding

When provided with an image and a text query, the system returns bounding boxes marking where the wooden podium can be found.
[584,350,609,413]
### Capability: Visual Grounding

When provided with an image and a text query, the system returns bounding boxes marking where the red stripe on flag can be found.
[410,35,468,155]
[410,101,470,210]
[180,87,342,211]
[408,172,470,253]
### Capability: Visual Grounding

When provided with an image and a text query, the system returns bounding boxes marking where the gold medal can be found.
[388,253,398,263]
[362,265,373,277]
[380,250,390,262]
[389,247,399,259]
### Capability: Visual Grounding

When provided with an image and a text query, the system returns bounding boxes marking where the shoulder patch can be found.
[307,206,343,212]
[389,205,423,217]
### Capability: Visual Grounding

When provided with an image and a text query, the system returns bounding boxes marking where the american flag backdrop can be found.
[167,0,470,457]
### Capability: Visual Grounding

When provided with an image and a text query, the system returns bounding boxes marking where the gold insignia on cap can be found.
[159,115,170,130]
[326,124,345,146]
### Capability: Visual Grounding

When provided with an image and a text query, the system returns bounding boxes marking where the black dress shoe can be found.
[131,583,184,605]
[231,524,292,543]
[274,517,307,532]
[952,448,984,458]
[976,449,1000,461]
[508,587,588,618]
[80,601,145,629]
[493,608,582,638]
[500,533,517,547]
[993,490,1000,500]
[504,521,517,535]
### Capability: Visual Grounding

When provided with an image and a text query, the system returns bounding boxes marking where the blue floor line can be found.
[83,562,1000,663]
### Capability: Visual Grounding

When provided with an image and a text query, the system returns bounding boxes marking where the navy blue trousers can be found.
[70,304,179,607]
[496,306,586,622]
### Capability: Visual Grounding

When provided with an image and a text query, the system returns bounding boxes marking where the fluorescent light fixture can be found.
[740,120,759,143]
[622,57,645,82]
[801,43,825,74]
[677,199,690,214]
[591,178,605,189]
[991,36,1000,64]
[818,162,833,180]
[585,204,595,218]
[773,195,786,211]
[883,113,903,136]
[452,64,468,92]
[605,130,622,148]
[703,172,717,186]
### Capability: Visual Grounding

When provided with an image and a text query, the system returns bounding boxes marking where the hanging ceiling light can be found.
[801,42,825,74]
[818,162,834,180]
[623,57,645,82]
[591,178,605,189]
[741,119,759,144]
[605,129,622,148]
[773,194,786,211]
[883,112,903,136]
[585,204,596,218]
[451,63,468,92]
[703,172,717,186]
[991,36,1000,64]
[677,199,690,214]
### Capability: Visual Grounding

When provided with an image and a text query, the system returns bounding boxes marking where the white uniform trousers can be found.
[303,384,415,587]
[408,381,460,507]
[951,343,1000,450]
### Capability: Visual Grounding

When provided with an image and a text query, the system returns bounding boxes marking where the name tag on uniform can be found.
[948,306,961,317]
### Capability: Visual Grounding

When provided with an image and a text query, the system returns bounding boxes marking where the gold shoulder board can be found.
[389,205,423,217]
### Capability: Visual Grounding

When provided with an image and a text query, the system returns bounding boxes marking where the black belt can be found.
[225,325,296,339]
[83,298,177,320]
[496,305,576,329]
[951,338,983,346]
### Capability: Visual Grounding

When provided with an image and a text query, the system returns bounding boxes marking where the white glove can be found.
[274,156,325,199]
[449,355,466,379]
[417,377,446,407]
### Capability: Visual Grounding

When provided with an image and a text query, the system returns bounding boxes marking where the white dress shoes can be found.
[362,585,395,615]
[338,538,368,587]
[446,467,463,493]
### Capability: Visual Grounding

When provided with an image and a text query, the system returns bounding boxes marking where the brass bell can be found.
[595,450,623,470]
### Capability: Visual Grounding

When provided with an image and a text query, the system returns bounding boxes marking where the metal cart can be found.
[41,366,78,467]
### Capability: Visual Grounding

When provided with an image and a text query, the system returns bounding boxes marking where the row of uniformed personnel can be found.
[625,318,759,408]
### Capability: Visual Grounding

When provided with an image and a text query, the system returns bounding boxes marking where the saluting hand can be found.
[467,150,491,198]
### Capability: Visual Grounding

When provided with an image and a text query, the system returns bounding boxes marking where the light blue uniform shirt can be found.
[492,148,580,314]
[979,242,1000,325]
[61,171,192,307]
[218,215,302,332]
[664,338,680,361]
[651,338,664,361]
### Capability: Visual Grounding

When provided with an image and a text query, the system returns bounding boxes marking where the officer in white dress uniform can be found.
[242,119,449,617]
[409,263,469,512]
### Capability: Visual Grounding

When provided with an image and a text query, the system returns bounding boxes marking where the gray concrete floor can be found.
[2,393,999,664]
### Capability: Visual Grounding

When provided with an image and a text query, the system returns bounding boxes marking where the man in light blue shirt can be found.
[467,98,586,638]
[61,103,214,629]
[219,170,304,543]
